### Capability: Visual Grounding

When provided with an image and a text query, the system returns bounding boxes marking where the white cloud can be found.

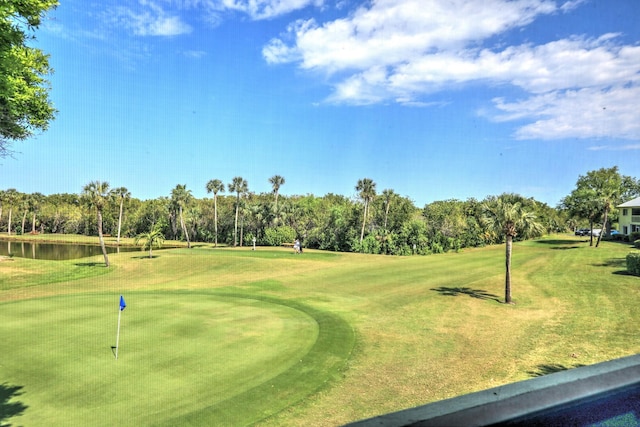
[114,1,192,36]
[493,85,640,140]
[264,0,640,140]
[219,0,324,20]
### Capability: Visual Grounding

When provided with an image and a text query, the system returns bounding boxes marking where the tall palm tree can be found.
[135,226,165,258]
[381,188,396,231]
[206,179,225,247]
[20,194,30,235]
[112,187,130,245]
[356,178,376,244]
[30,192,44,234]
[269,175,285,223]
[228,176,248,247]
[481,197,543,304]
[4,189,18,235]
[0,190,5,223]
[82,181,111,267]
[171,184,193,248]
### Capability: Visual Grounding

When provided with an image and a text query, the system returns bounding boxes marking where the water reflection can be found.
[0,239,138,260]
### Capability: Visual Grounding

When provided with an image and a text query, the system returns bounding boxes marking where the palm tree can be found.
[0,190,5,223]
[269,175,285,223]
[206,179,225,247]
[82,181,111,267]
[30,192,44,234]
[4,189,18,235]
[228,176,248,247]
[171,184,193,248]
[381,189,396,231]
[20,194,30,235]
[135,226,165,258]
[481,197,543,304]
[356,178,376,244]
[112,187,130,245]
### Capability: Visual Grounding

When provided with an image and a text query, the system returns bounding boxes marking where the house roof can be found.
[618,196,640,208]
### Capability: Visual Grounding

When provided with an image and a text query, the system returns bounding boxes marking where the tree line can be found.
[0,176,564,254]
[1,168,637,255]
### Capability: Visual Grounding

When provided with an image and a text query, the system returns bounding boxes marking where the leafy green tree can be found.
[206,179,225,247]
[0,0,58,157]
[482,196,544,304]
[170,184,193,248]
[577,167,623,247]
[135,226,165,258]
[112,187,130,245]
[228,177,248,247]
[269,174,285,224]
[561,167,635,247]
[81,181,111,267]
[356,178,376,244]
[560,188,601,246]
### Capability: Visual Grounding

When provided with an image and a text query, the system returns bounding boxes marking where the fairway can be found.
[1,238,639,426]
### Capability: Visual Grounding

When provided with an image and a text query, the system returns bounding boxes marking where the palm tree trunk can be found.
[214,196,218,247]
[7,208,11,235]
[117,199,124,245]
[32,212,36,234]
[179,206,191,248]
[97,209,110,267]
[234,201,239,247]
[21,211,27,235]
[384,203,390,231]
[360,202,368,243]
[505,235,513,304]
[595,207,609,248]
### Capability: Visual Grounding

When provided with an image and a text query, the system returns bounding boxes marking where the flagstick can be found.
[115,307,122,360]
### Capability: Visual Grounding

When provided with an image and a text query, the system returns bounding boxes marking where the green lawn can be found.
[1,235,639,426]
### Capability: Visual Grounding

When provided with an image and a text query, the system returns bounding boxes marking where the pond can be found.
[0,239,140,260]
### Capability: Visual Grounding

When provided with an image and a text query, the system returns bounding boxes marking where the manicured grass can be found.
[1,236,639,426]
[0,292,353,426]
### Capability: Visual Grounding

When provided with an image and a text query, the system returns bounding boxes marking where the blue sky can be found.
[3,0,639,207]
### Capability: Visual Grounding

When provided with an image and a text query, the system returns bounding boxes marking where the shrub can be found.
[631,231,640,242]
[627,253,640,276]
[634,240,640,250]
[263,226,296,247]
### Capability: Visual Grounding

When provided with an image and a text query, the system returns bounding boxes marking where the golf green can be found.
[0,292,350,426]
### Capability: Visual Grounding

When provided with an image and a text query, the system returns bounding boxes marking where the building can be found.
[618,196,640,236]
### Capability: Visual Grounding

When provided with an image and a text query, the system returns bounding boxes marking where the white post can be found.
[115,308,122,360]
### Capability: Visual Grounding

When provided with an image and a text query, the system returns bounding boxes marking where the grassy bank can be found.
[1,235,638,425]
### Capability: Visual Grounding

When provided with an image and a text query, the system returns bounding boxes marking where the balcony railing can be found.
[347,354,640,426]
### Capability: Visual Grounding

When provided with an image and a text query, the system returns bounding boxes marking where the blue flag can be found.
[119,295,126,311]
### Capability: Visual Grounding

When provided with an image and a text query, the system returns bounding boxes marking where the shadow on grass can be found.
[0,383,27,427]
[550,246,581,250]
[527,363,586,378]
[73,262,107,267]
[534,239,585,246]
[613,270,634,276]
[132,255,161,260]
[593,258,627,269]
[430,287,500,302]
